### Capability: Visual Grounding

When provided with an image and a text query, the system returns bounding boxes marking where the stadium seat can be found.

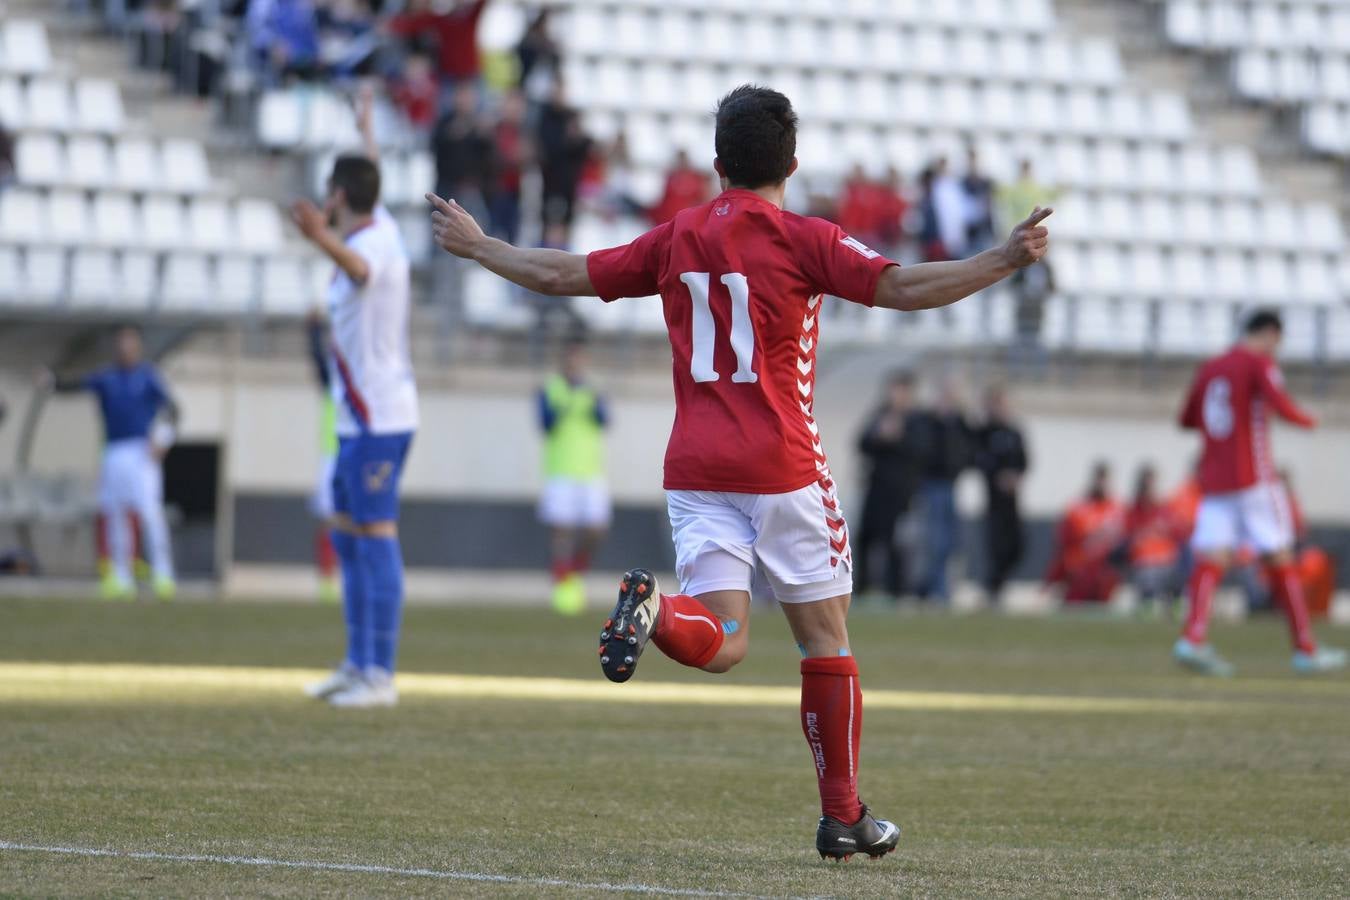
[161,254,211,310]
[188,198,235,251]
[93,193,139,247]
[67,135,113,188]
[0,246,21,303]
[142,196,186,249]
[24,78,72,131]
[117,251,157,308]
[114,137,158,191]
[69,249,116,307]
[162,139,212,193]
[47,190,91,246]
[258,91,306,148]
[25,246,66,300]
[74,78,125,133]
[235,200,285,253]
[0,76,25,128]
[215,255,258,311]
[260,256,308,315]
[15,133,64,186]
[2,20,52,75]
[0,189,45,243]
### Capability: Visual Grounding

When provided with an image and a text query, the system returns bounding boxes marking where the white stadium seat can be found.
[117,251,157,307]
[260,256,308,315]
[215,256,258,311]
[161,255,212,309]
[235,200,285,253]
[2,20,52,75]
[93,193,139,247]
[67,135,113,188]
[24,78,72,131]
[47,190,91,245]
[114,138,158,191]
[74,78,125,133]
[70,249,116,307]
[142,196,186,249]
[162,139,212,193]
[0,189,45,243]
[15,133,64,186]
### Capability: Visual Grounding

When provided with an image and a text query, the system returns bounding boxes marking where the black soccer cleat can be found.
[816,805,901,862]
[598,568,661,684]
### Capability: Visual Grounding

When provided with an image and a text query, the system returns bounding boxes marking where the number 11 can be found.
[680,271,758,384]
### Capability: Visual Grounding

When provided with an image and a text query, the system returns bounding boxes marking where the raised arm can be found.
[427,193,594,296]
[290,199,371,286]
[873,207,1052,311]
[354,84,379,164]
[1257,364,1317,429]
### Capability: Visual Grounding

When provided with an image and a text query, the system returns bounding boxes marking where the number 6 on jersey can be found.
[680,271,758,384]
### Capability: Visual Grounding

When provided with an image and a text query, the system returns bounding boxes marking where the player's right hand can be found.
[426,193,486,258]
[1001,206,1053,269]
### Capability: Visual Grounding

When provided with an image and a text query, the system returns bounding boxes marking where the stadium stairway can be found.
[1058,0,1347,215]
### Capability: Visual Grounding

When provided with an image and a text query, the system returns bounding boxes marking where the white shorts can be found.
[98,439,160,513]
[538,478,612,528]
[1191,482,1295,555]
[667,483,853,604]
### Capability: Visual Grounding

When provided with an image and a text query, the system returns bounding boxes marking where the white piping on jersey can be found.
[673,612,720,636]
[795,293,851,570]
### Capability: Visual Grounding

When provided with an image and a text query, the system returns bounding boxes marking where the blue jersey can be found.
[84,364,169,443]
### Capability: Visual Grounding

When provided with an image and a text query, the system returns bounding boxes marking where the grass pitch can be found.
[0,597,1347,898]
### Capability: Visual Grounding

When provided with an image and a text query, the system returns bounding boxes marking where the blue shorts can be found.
[332,432,413,524]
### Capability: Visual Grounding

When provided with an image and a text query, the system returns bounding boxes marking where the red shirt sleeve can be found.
[792,217,897,307]
[1257,360,1316,428]
[586,221,672,303]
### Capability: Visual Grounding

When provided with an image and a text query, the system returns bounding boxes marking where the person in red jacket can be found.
[1045,462,1126,603]
[385,0,489,86]
[1173,309,1343,676]
[648,149,712,225]
[1125,465,1185,617]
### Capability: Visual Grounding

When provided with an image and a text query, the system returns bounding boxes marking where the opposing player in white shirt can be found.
[293,93,418,708]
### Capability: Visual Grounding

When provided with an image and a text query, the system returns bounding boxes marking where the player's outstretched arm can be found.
[290,199,371,286]
[35,367,86,393]
[427,193,596,297]
[873,207,1052,311]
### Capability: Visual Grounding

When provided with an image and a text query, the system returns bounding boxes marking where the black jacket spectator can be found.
[855,398,920,600]
[974,393,1029,597]
[908,409,972,481]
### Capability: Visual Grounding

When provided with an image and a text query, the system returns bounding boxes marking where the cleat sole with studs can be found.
[598,568,658,684]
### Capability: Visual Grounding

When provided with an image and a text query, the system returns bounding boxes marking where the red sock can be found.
[572,550,592,575]
[1267,562,1317,654]
[1182,559,1225,645]
[651,593,724,668]
[801,656,863,824]
[551,558,572,583]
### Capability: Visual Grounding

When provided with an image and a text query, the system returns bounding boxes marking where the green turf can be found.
[0,598,1347,898]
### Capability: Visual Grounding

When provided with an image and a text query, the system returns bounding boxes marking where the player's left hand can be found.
[1001,206,1053,269]
[427,193,486,258]
[289,199,328,243]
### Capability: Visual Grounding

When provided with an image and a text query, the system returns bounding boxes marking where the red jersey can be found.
[386,1,488,80]
[1179,345,1316,495]
[587,189,896,493]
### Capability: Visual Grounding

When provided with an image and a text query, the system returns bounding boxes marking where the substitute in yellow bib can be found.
[538,339,611,615]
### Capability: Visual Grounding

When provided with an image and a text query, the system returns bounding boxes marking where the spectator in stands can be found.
[1008,253,1055,374]
[961,147,996,252]
[997,158,1054,234]
[649,150,712,225]
[1126,464,1184,617]
[317,0,380,78]
[930,157,969,261]
[974,385,1028,603]
[854,371,920,603]
[0,120,13,188]
[385,0,490,92]
[538,103,593,236]
[597,130,647,220]
[487,89,529,245]
[837,164,907,257]
[516,8,561,100]
[432,81,493,213]
[248,0,321,83]
[909,377,973,603]
[1045,461,1126,604]
[390,49,439,135]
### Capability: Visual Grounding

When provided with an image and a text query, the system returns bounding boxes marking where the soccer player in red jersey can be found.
[1174,310,1345,676]
[427,85,1051,858]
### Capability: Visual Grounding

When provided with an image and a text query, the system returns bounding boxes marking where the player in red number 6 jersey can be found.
[427,85,1052,859]
[1174,310,1345,676]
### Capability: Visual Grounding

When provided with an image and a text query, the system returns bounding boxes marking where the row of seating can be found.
[1303,101,1350,154]
[561,15,1115,85]
[1052,192,1344,253]
[256,89,419,151]
[565,60,1179,138]
[0,190,286,253]
[1052,242,1345,304]
[0,75,125,134]
[0,20,50,76]
[11,133,214,195]
[1165,1,1350,53]
[1233,48,1350,103]
[0,245,325,316]
[556,0,1057,31]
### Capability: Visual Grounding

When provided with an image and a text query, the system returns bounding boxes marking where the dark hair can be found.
[888,369,915,389]
[329,154,380,215]
[1244,308,1283,335]
[714,84,797,189]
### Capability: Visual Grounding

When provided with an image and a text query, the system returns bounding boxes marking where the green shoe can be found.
[99,573,134,602]
[153,576,177,602]
[319,577,341,605]
[552,574,587,616]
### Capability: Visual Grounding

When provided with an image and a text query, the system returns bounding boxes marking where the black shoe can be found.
[816,805,900,861]
[598,568,661,684]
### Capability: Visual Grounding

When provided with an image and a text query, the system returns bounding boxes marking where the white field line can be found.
[0,841,809,899]
[0,662,1242,714]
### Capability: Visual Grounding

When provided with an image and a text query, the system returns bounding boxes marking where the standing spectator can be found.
[538,339,611,616]
[649,149,712,225]
[837,164,884,248]
[389,50,440,136]
[39,326,181,601]
[1044,461,1126,604]
[1126,464,1184,617]
[516,8,561,98]
[961,147,996,252]
[875,166,909,257]
[997,159,1054,234]
[909,378,972,603]
[432,82,492,210]
[974,385,1028,602]
[537,98,592,236]
[385,0,491,92]
[487,89,528,244]
[930,157,969,261]
[247,0,320,83]
[854,372,919,603]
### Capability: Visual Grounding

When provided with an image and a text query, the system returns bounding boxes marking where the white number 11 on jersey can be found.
[680,271,758,384]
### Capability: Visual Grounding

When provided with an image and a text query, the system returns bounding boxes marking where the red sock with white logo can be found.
[1182,559,1225,645]
[651,594,724,668]
[800,656,863,825]
[1267,562,1317,654]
